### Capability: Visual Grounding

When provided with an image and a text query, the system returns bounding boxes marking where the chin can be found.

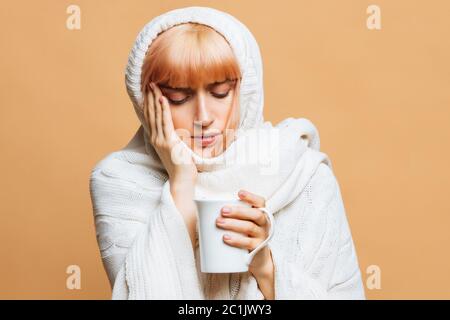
[192,148,213,158]
[192,144,225,158]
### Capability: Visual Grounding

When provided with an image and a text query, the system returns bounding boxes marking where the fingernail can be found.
[216,218,225,224]
[159,96,163,103]
[222,206,231,213]
[223,235,231,240]
[238,190,246,197]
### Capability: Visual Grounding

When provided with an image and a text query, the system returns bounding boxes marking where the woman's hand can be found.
[144,82,199,250]
[215,190,274,279]
[143,82,198,188]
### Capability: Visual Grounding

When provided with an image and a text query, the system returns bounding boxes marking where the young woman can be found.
[89,6,366,300]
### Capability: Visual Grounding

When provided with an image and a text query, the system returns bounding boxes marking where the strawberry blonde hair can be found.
[141,22,242,131]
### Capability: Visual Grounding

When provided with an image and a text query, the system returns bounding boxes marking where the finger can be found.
[238,190,266,208]
[216,217,263,237]
[221,205,267,227]
[147,86,156,141]
[223,233,258,251]
[151,83,164,138]
[142,102,149,136]
[160,95,175,141]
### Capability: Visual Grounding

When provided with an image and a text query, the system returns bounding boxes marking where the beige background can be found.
[1,0,449,299]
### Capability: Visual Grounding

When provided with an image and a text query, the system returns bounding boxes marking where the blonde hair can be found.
[141,22,242,130]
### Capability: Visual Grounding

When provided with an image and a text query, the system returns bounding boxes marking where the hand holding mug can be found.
[215,190,274,278]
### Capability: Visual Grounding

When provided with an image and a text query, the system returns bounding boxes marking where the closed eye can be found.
[211,91,231,98]
[167,91,231,105]
[168,96,190,105]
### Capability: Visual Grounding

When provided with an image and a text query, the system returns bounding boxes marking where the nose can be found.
[193,91,214,130]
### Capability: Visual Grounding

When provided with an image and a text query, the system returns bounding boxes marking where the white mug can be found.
[194,197,275,273]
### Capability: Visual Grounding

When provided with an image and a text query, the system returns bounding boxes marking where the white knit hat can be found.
[124,6,265,132]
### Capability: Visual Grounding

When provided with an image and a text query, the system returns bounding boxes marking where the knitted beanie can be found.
[124,6,265,133]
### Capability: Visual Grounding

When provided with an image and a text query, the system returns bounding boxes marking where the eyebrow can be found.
[158,79,234,92]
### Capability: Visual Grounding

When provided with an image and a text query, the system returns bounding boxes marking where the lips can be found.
[192,133,220,147]
[192,133,219,139]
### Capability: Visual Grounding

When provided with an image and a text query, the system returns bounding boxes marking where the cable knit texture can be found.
[89,6,365,300]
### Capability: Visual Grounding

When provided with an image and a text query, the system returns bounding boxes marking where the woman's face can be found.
[158,78,239,158]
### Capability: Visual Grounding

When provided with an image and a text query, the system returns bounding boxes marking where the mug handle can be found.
[245,207,275,266]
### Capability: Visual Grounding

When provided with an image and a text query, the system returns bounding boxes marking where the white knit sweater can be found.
[89,6,365,300]
[89,123,366,299]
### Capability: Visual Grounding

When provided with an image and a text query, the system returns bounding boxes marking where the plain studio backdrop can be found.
[0,0,449,299]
